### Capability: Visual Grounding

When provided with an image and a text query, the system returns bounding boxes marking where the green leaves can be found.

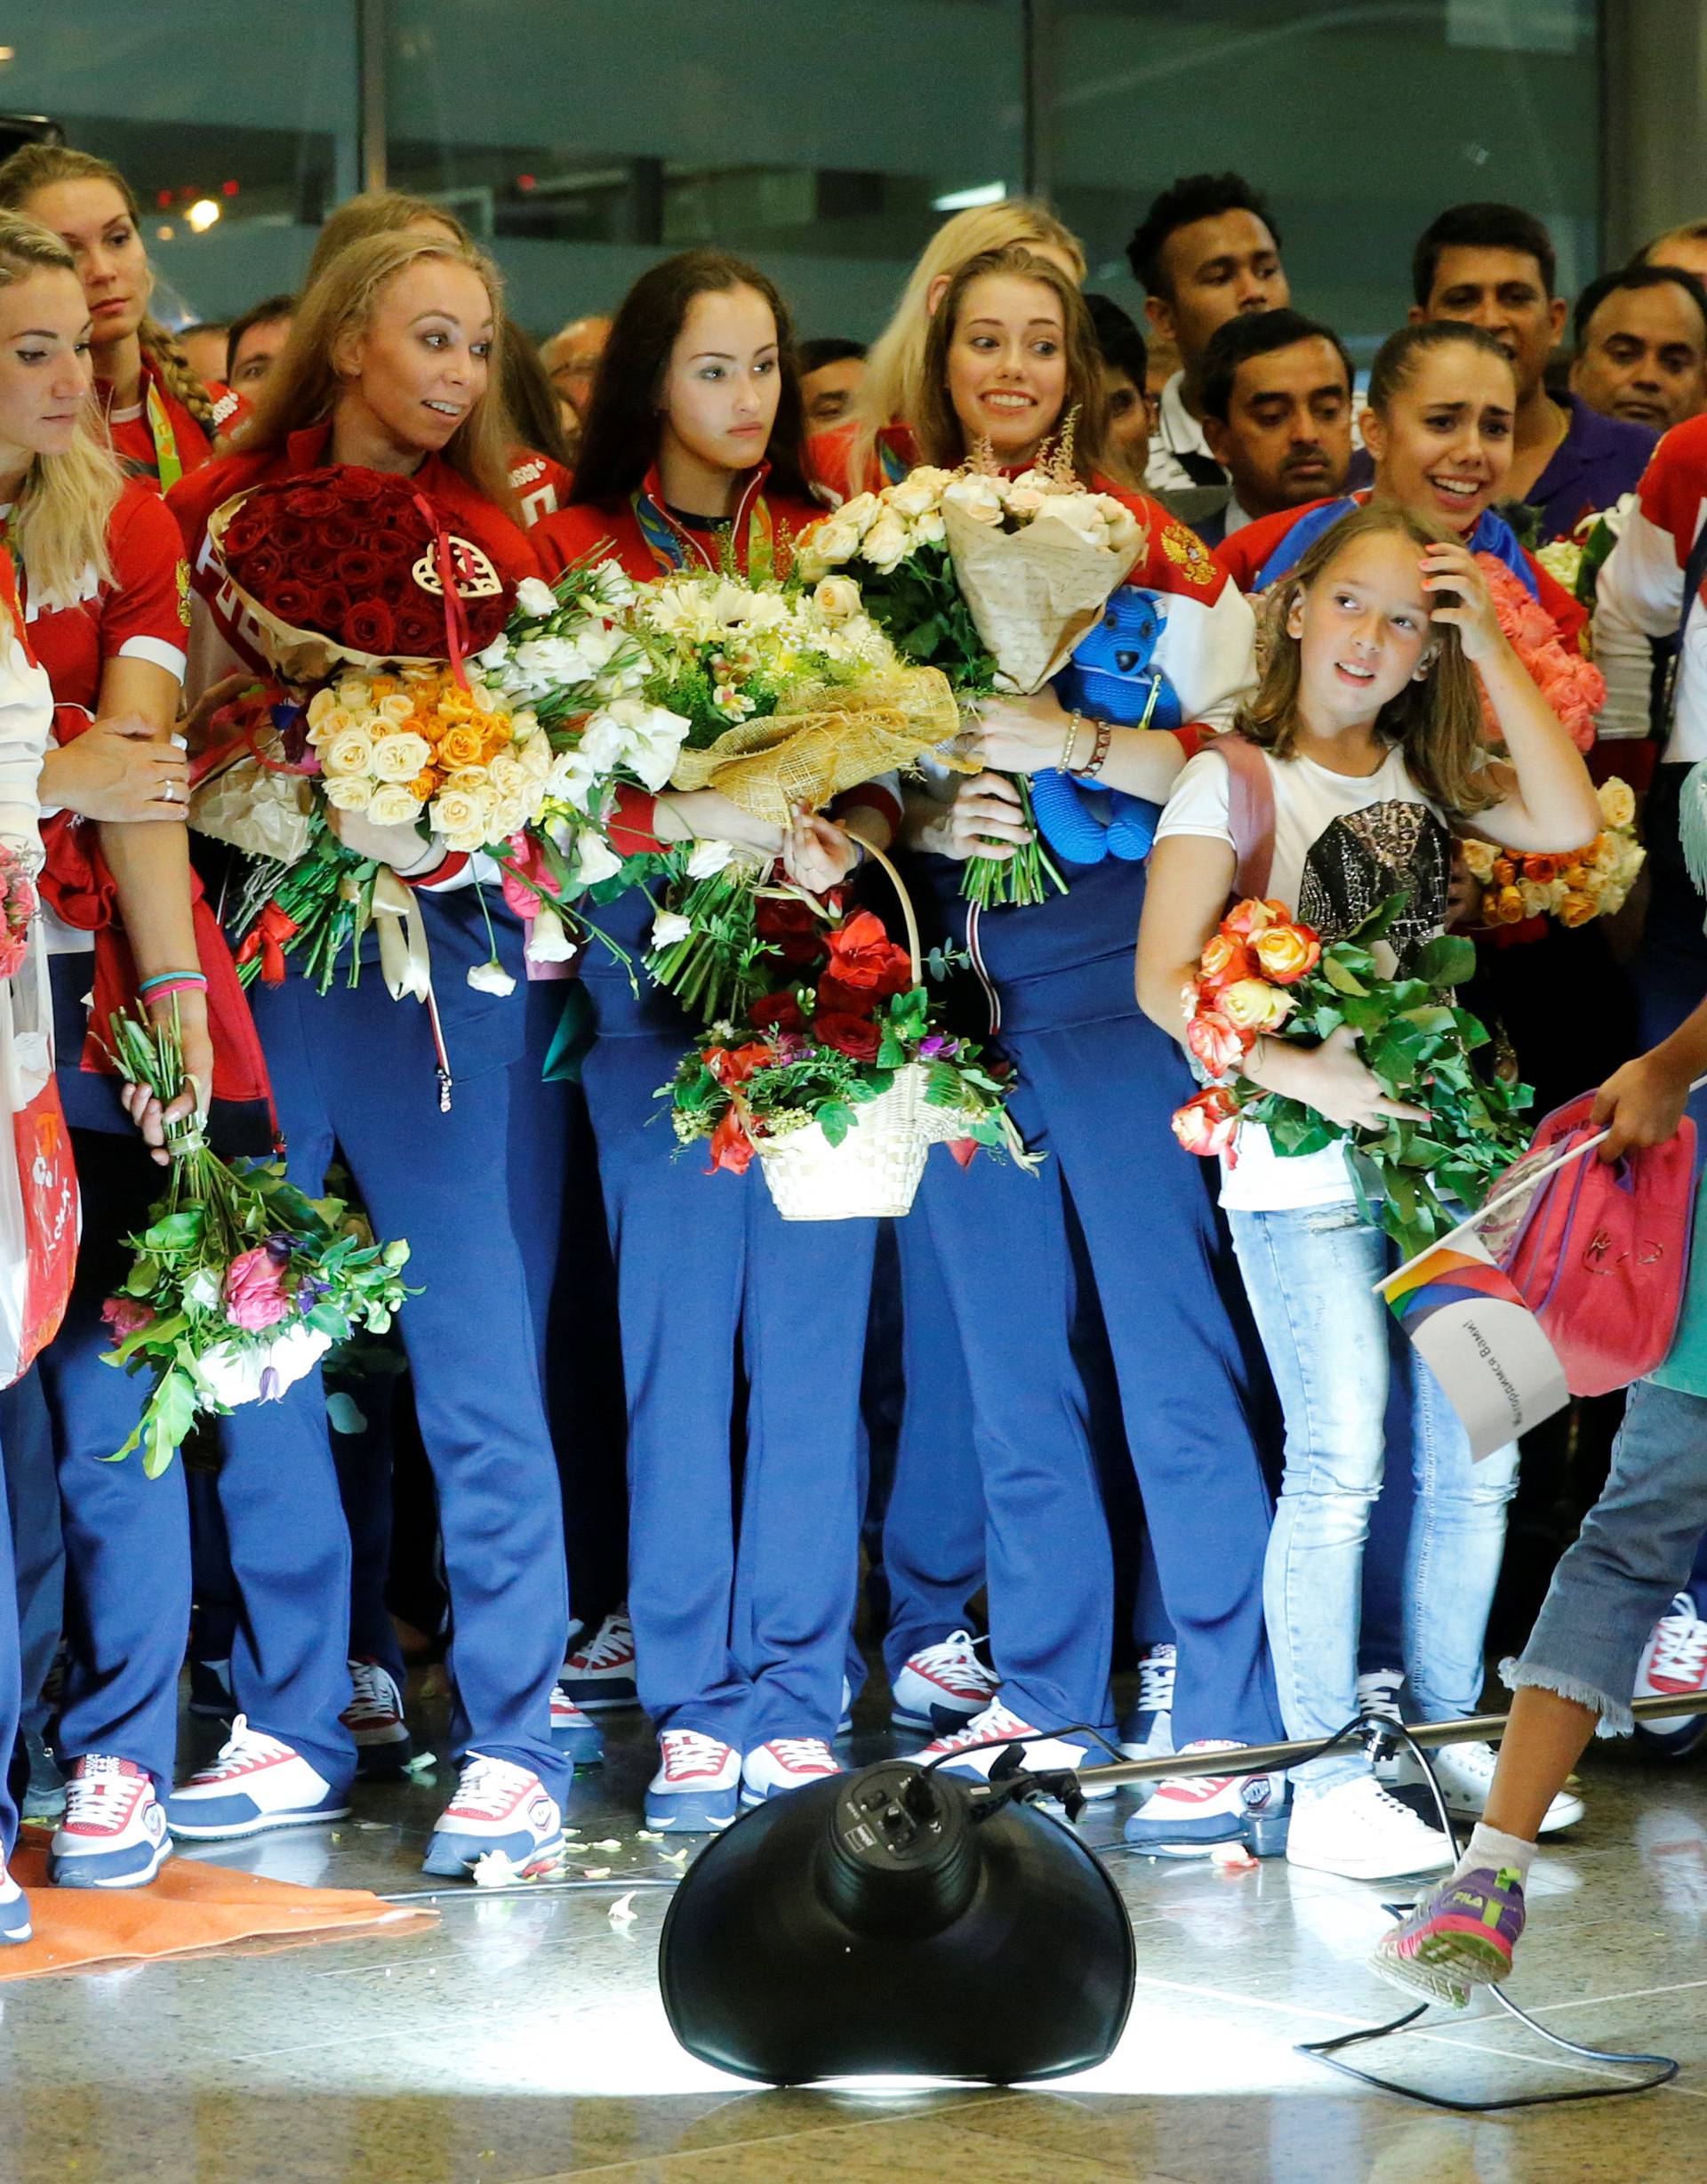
[1410,933,1478,987]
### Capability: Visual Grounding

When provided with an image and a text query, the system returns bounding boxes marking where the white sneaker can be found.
[1635,1593,1707,1752]
[741,1738,842,1806]
[1396,1738,1583,1834]
[0,1867,29,1944]
[647,1731,741,1831]
[50,1756,172,1888]
[560,1610,638,1710]
[165,1717,349,1841]
[1119,1643,1176,1760]
[549,1685,605,1764]
[891,1630,1000,1732]
[1285,1774,1456,1882]
[1122,1739,1286,1858]
[421,1755,565,1878]
[906,1699,1116,1798]
[341,1658,413,1778]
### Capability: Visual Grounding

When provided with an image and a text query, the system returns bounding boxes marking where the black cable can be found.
[1290,1711,1679,2110]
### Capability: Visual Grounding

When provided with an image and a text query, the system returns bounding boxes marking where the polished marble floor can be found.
[5,1685,1707,2184]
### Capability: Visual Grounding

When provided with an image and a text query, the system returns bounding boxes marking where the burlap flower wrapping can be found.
[189,735,316,866]
[942,500,1141,695]
[665,663,972,826]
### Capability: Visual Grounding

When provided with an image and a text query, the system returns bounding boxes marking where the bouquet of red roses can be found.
[212,468,510,674]
[0,841,36,982]
[663,888,1031,1217]
[1171,894,1532,1257]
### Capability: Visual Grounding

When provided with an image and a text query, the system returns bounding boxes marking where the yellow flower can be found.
[1460,838,1498,881]
[323,775,373,812]
[376,694,415,726]
[321,727,376,779]
[439,725,485,769]
[1220,977,1294,1032]
[1558,888,1599,927]
[1598,776,1636,830]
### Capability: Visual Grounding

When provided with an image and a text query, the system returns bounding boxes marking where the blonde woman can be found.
[808,199,1085,503]
[0,147,229,488]
[166,231,584,1881]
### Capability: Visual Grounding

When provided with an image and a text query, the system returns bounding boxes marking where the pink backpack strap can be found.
[1215,734,1276,902]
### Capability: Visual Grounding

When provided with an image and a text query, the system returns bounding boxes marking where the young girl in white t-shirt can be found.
[1137,501,1599,1885]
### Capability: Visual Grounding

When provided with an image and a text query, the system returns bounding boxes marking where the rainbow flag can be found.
[1381,1234,1569,1459]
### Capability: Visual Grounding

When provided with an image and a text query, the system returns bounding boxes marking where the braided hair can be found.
[0,143,218,429]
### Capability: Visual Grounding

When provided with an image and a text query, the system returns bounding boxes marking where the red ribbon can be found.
[233,901,300,986]
[411,491,473,691]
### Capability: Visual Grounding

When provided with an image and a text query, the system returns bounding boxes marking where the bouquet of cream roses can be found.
[798,446,1143,904]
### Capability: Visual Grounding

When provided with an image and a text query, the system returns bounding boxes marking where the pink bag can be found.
[1496,1092,1696,1397]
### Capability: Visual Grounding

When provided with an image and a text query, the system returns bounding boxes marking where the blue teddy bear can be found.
[1027,586,1180,866]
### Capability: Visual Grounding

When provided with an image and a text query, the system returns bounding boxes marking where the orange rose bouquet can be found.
[1171,893,1532,1257]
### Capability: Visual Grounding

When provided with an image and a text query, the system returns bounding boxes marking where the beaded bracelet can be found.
[1058,709,1086,774]
[1075,719,1114,780]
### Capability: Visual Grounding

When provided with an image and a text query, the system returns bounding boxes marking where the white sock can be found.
[1455,1820,1536,1887]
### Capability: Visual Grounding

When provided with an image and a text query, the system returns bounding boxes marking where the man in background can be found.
[225,293,296,397]
[1570,265,1707,435]
[1639,220,1707,290]
[1125,171,1291,494]
[179,322,229,388]
[1196,308,1354,545]
[1410,201,1654,539]
[541,313,612,445]
[797,338,866,428]
[1084,294,1150,479]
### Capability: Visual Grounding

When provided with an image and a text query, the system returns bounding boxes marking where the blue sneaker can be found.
[421,1756,565,1879]
[646,1730,741,1832]
[50,1756,172,1888]
[1123,1741,1288,1858]
[0,1867,30,1944]
[549,1685,605,1765]
[341,1658,414,1779]
[166,1717,349,1841]
[1372,1864,1527,2008]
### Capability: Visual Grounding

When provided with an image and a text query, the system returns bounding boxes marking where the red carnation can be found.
[816,1012,882,1064]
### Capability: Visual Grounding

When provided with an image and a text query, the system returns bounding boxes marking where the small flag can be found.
[1380,1233,1569,1459]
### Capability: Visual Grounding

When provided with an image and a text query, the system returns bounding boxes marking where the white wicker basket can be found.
[753,845,961,1222]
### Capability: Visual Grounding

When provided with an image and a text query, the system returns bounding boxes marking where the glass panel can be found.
[0,6,361,333]
[1042,0,1601,357]
[386,0,1026,337]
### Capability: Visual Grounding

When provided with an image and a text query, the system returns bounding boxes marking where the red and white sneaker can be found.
[341,1658,413,1779]
[549,1685,605,1765]
[1122,1740,1286,1857]
[0,1866,28,1943]
[741,1738,842,1806]
[560,1610,638,1710]
[49,1756,172,1889]
[165,1717,349,1841]
[891,1629,1000,1732]
[421,1754,565,1878]
[647,1731,741,1831]
[907,1699,1115,1797]
[1635,1593,1707,1756]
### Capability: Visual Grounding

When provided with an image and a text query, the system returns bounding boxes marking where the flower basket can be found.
[749,844,967,1221]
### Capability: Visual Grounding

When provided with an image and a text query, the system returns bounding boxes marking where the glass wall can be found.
[0,0,1603,357]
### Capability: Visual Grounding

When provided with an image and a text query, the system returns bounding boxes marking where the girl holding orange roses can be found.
[163,231,589,1883]
[1141,500,1599,1882]
[533,252,897,1828]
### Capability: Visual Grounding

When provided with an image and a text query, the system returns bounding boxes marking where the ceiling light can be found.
[931,182,1007,212]
[186,198,221,233]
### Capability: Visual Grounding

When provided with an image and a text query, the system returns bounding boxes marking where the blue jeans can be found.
[1511,1378,1707,1731]
[1229,1199,1519,1794]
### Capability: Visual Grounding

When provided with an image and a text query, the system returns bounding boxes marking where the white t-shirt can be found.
[1155,740,1452,1211]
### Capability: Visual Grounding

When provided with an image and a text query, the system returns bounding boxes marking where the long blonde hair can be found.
[235,231,517,516]
[1238,500,1500,817]
[0,214,121,601]
[913,246,1110,478]
[848,199,1085,490]
[302,189,472,295]
[0,143,219,430]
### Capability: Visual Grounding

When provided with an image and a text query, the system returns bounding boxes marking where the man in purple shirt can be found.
[1407,202,1655,542]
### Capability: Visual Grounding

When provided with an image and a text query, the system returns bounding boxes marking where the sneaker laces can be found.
[661,1730,731,1774]
[910,1629,998,1689]
[64,1755,141,1823]
[765,1738,836,1771]
[1651,1602,1707,1688]
[551,1683,589,1721]
[569,1610,634,1671]
[344,1660,400,1725]
[1137,1644,1176,1715]
[446,1755,531,1819]
[927,1702,1031,1755]
[1356,1668,1406,1722]
[190,1715,288,1782]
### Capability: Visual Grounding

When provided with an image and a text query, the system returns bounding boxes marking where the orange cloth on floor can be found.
[0,1835,437,1980]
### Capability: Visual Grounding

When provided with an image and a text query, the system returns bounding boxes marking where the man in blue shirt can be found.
[1408,202,1655,542]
